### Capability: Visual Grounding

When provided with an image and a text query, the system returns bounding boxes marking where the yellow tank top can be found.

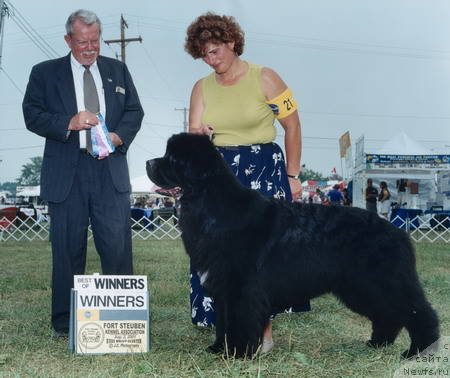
[201,63,276,146]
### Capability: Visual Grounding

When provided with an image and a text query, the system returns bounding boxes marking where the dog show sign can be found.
[69,274,150,354]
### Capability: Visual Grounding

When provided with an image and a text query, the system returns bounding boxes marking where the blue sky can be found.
[1,0,449,183]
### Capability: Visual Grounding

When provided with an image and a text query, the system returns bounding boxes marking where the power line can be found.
[140,44,180,100]
[141,121,183,129]
[0,145,42,151]
[132,142,159,157]
[302,110,450,120]
[139,95,185,103]
[246,30,450,56]
[0,127,26,131]
[120,14,450,61]
[0,66,23,95]
[5,21,118,47]
[5,0,59,59]
[250,36,450,61]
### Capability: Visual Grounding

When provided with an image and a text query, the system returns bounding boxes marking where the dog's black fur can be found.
[146,133,439,358]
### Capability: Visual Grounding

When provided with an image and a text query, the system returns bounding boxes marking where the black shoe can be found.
[52,329,69,339]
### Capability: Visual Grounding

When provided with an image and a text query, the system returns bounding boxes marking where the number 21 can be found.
[283,98,293,111]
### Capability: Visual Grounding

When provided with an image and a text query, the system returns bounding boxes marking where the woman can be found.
[184,12,310,353]
[378,181,391,219]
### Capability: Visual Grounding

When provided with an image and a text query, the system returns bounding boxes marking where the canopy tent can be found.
[16,186,40,197]
[375,132,431,155]
[352,132,450,210]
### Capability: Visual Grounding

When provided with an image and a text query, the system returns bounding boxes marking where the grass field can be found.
[0,239,449,377]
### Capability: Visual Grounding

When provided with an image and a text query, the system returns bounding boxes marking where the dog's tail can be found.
[402,295,440,359]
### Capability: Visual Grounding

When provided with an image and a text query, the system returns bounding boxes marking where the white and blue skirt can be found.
[190,142,311,327]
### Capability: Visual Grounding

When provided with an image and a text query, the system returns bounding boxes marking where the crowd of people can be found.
[306,184,352,206]
[304,177,395,220]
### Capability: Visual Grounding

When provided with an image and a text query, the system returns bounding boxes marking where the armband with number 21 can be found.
[266,88,298,119]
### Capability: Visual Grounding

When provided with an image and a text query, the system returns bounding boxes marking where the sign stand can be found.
[69,274,150,354]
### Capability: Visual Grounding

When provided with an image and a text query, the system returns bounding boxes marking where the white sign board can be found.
[69,275,150,354]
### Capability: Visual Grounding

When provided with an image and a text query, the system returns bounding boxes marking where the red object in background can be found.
[0,206,17,230]
[0,206,18,222]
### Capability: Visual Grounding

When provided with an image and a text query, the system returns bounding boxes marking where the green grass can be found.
[0,240,449,377]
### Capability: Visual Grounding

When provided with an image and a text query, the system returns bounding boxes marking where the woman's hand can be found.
[288,176,302,201]
[190,124,214,138]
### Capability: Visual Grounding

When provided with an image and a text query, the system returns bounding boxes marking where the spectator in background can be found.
[312,188,323,204]
[365,178,378,213]
[327,184,344,205]
[396,178,407,207]
[342,187,352,206]
[378,181,391,219]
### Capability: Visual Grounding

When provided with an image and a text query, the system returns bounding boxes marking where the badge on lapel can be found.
[115,86,126,95]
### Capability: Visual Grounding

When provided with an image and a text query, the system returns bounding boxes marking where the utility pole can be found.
[0,0,10,68]
[174,107,189,132]
[103,14,142,63]
[103,14,141,177]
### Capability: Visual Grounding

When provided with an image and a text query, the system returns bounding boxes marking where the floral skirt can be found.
[190,142,311,327]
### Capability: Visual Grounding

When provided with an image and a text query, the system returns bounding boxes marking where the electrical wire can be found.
[140,44,181,101]
[5,0,59,59]
[0,145,42,151]
[0,66,23,95]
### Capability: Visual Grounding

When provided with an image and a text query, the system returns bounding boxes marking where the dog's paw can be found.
[206,342,224,354]
[401,348,419,359]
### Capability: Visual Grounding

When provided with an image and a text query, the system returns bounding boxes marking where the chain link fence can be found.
[1,213,449,243]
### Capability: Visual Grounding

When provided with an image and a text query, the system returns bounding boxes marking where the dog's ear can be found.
[168,133,224,185]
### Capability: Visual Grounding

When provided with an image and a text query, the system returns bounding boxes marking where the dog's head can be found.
[146,133,224,192]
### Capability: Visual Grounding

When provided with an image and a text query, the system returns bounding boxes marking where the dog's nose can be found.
[146,159,154,170]
[146,160,155,176]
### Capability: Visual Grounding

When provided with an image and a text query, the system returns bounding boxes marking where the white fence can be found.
[1,214,449,243]
[0,214,181,242]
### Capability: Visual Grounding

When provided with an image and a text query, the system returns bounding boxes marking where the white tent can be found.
[375,132,431,155]
[16,186,40,197]
[352,132,450,210]
[130,175,156,194]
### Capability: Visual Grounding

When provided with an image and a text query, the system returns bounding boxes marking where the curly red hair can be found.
[185,12,245,59]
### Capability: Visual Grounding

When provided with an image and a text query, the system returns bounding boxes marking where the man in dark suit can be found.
[22,9,144,337]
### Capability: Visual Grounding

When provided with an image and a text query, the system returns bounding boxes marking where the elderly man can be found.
[23,9,144,337]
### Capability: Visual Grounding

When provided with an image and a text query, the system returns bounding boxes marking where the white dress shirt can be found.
[70,53,106,148]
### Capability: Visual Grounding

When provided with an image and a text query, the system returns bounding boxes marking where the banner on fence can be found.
[69,274,150,354]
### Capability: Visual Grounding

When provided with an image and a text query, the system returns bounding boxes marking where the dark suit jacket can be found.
[22,53,144,203]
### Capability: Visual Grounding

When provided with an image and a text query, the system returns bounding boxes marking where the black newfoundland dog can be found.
[146,133,439,358]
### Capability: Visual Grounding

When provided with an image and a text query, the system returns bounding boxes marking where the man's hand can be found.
[68,111,99,131]
[109,132,123,147]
